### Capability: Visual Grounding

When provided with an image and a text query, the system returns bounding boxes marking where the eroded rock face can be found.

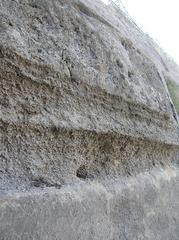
[0,0,179,239]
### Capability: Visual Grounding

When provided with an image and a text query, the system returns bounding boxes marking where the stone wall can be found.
[0,0,179,239]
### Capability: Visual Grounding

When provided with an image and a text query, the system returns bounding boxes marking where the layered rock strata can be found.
[0,0,179,239]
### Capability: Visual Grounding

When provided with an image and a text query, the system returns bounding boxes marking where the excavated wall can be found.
[0,0,179,239]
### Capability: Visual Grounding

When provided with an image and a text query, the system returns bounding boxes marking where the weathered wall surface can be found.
[1,168,179,240]
[0,0,179,239]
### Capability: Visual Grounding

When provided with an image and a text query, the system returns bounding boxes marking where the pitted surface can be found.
[0,0,179,239]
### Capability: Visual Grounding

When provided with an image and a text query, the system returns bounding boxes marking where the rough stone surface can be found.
[0,0,179,239]
[1,168,179,240]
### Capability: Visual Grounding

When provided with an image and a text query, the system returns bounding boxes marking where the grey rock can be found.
[0,0,179,239]
[1,168,179,240]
